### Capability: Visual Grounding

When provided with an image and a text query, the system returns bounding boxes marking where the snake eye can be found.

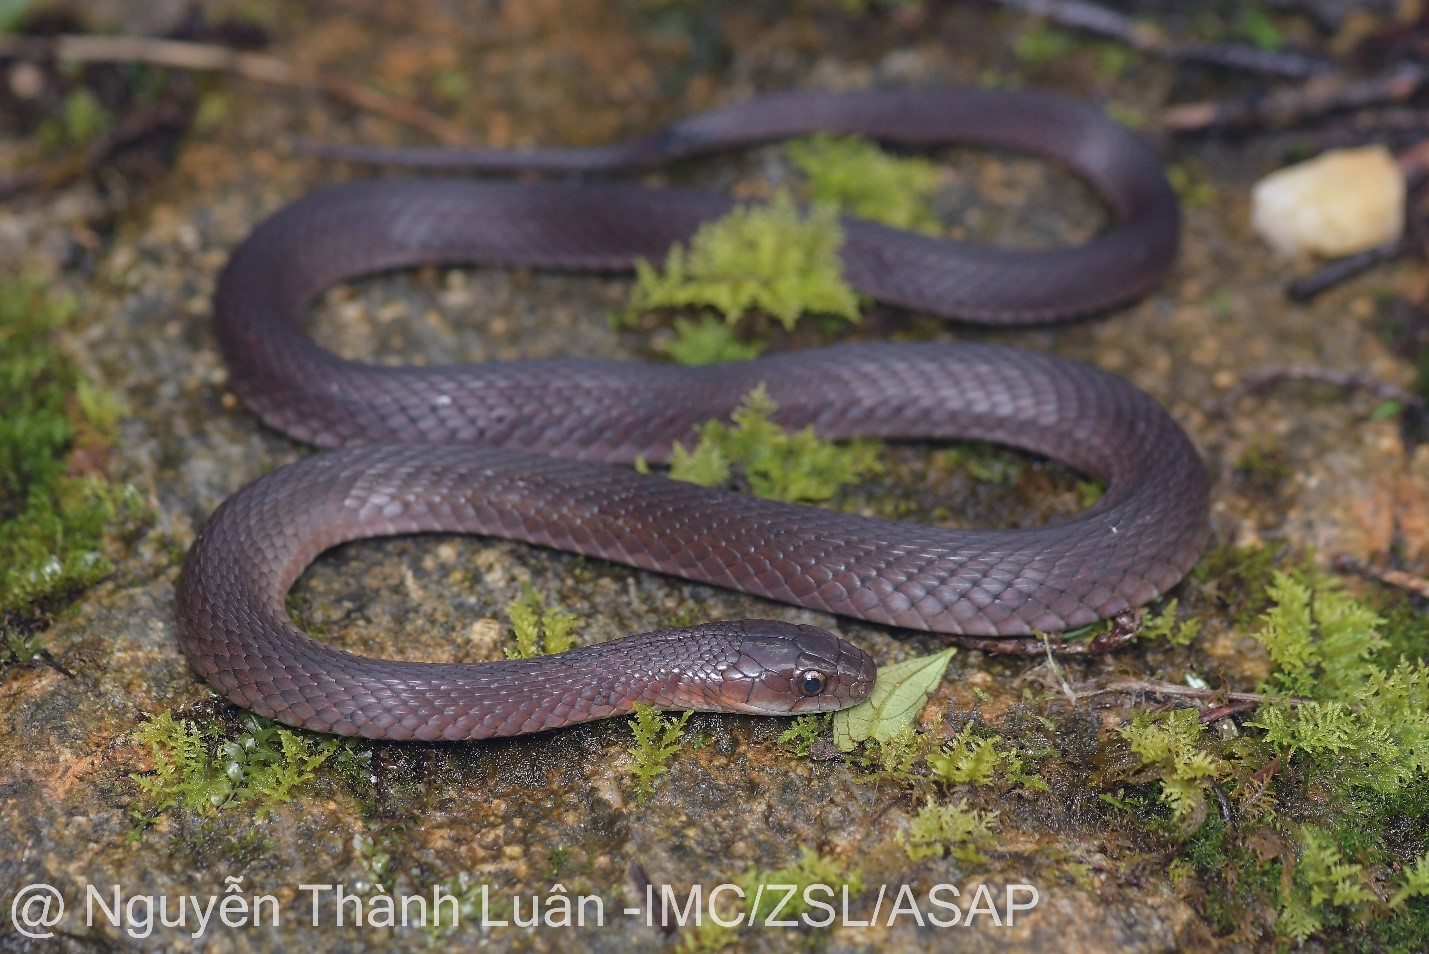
[799,671,827,696]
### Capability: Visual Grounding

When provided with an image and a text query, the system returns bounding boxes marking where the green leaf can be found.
[833,647,955,751]
[1370,399,1403,421]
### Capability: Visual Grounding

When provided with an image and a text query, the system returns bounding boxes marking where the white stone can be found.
[1250,145,1405,257]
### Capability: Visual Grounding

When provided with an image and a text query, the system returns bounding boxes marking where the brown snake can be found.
[176,88,1208,741]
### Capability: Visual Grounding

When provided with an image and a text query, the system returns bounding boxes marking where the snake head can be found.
[709,620,876,715]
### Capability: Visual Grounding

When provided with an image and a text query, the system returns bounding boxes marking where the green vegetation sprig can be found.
[626,703,691,803]
[629,190,859,331]
[503,587,578,659]
[1,277,146,630]
[669,384,881,504]
[130,711,339,835]
[787,134,943,233]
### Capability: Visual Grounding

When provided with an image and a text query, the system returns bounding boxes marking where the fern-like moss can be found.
[1136,599,1202,646]
[130,711,339,835]
[503,587,579,659]
[787,134,943,234]
[1249,572,1429,797]
[738,847,863,924]
[629,190,860,331]
[658,316,763,366]
[926,723,1047,791]
[626,703,691,803]
[776,713,826,757]
[1277,826,1376,943]
[896,796,997,863]
[1118,708,1228,829]
[669,384,882,503]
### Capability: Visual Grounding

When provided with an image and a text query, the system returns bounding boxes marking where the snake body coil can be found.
[177,88,1208,740]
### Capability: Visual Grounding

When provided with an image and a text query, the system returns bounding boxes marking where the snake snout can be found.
[718,620,876,715]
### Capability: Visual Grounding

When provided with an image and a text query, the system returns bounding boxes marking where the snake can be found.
[175,88,1209,741]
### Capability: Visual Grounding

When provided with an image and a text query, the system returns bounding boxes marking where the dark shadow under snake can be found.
[175,88,1209,741]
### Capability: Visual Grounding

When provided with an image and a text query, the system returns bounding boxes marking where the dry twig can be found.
[1222,364,1425,412]
[1163,61,1429,134]
[0,33,470,145]
[993,0,1334,79]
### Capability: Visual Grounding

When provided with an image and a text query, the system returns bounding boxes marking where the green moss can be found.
[739,847,862,924]
[1167,161,1218,210]
[1012,27,1074,69]
[1188,541,1287,626]
[629,190,860,331]
[669,384,882,503]
[927,722,1047,791]
[1246,573,1429,805]
[897,796,997,863]
[1136,599,1202,647]
[658,316,763,366]
[776,713,826,757]
[130,711,340,835]
[38,88,113,152]
[1391,851,1429,908]
[1238,6,1284,51]
[1278,826,1375,942]
[940,442,1021,485]
[503,587,578,659]
[675,847,862,954]
[1,277,145,638]
[787,134,942,234]
[1104,568,1429,944]
[1118,708,1228,829]
[626,703,691,803]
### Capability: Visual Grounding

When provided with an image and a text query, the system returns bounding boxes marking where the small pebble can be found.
[1251,145,1404,257]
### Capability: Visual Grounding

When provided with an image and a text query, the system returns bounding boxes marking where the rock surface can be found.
[0,2,1424,952]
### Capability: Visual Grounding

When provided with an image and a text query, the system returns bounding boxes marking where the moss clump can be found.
[1136,599,1202,646]
[897,796,997,863]
[1277,825,1376,942]
[1249,573,1429,798]
[740,847,862,923]
[787,134,942,234]
[130,711,340,833]
[37,88,113,153]
[927,722,1048,791]
[1012,26,1075,69]
[676,848,862,954]
[1105,569,1429,945]
[669,384,881,503]
[629,190,860,331]
[503,587,578,659]
[658,316,763,366]
[1,277,143,636]
[626,703,691,803]
[939,441,1022,485]
[776,713,826,757]
[1119,708,1228,830]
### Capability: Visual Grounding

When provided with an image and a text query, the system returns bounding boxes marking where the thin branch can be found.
[1163,61,1429,135]
[1043,632,1076,703]
[1332,555,1429,600]
[1221,364,1425,412]
[1287,236,1412,302]
[0,33,470,145]
[1071,677,1308,710]
[944,609,1143,656]
[992,0,1334,79]
[0,99,186,201]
